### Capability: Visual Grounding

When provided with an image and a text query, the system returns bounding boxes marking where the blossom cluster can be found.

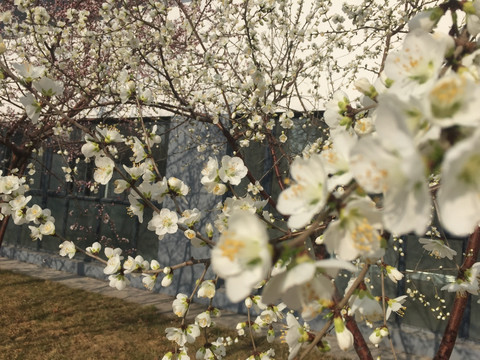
[1,1,480,359]
[0,170,55,240]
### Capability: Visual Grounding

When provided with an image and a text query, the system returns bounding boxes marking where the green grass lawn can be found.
[0,270,336,360]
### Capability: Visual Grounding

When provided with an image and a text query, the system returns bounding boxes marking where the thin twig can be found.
[381,258,398,360]
[298,262,370,359]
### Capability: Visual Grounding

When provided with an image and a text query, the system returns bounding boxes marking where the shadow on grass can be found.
[0,269,333,360]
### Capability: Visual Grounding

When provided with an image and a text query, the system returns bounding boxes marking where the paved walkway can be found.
[0,256,243,327]
[0,256,462,359]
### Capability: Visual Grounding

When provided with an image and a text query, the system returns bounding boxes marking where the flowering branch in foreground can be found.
[1,1,480,359]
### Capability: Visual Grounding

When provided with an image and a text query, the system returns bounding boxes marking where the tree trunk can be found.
[0,216,10,248]
[434,227,480,359]
[345,313,374,360]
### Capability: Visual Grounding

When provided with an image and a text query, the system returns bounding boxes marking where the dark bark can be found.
[333,280,373,360]
[345,313,374,360]
[434,227,480,360]
[0,215,10,248]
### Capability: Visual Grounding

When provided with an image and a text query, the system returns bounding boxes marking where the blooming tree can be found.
[1,0,480,359]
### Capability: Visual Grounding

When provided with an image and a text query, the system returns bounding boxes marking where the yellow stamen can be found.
[219,238,244,261]
[351,218,381,252]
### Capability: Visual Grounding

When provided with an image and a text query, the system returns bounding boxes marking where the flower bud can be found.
[334,316,353,351]
[236,322,246,336]
[318,340,331,352]
[150,259,160,270]
[339,116,352,128]
[369,328,383,345]
[206,223,214,238]
[267,328,275,343]
[354,78,378,98]
[86,241,101,254]
[386,265,404,283]
[464,2,477,15]
[184,229,196,239]
[380,327,389,337]
[161,273,173,287]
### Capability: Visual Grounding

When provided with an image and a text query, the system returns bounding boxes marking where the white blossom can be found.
[466,1,480,36]
[197,280,216,299]
[383,29,452,95]
[418,238,457,260]
[19,93,42,123]
[218,155,248,185]
[33,77,64,97]
[165,324,200,347]
[350,95,431,236]
[97,126,123,143]
[13,62,45,82]
[369,327,389,345]
[195,311,212,328]
[334,316,354,351]
[262,259,355,321]
[168,177,189,196]
[103,247,123,274]
[324,90,352,133]
[441,263,480,296]
[93,156,115,185]
[28,226,42,240]
[162,273,173,287]
[437,128,480,236]
[39,220,55,235]
[108,274,129,290]
[86,241,102,254]
[172,293,189,317]
[277,154,328,229]
[323,197,384,261]
[123,255,148,274]
[179,208,201,228]
[127,195,144,223]
[427,73,480,128]
[211,212,271,302]
[201,157,219,184]
[386,295,407,320]
[408,8,443,32]
[142,274,157,290]
[386,265,404,283]
[59,241,76,259]
[348,288,383,323]
[81,139,100,158]
[148,208,179,239]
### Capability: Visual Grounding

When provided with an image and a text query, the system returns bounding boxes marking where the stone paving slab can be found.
[0,256,469,359]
